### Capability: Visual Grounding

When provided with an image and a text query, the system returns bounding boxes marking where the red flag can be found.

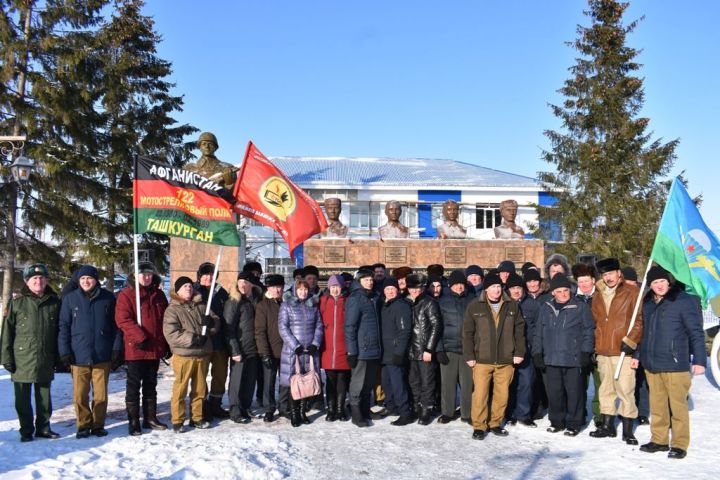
[232,142,328,256]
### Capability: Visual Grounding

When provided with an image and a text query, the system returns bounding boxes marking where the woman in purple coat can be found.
[279,279,324,427]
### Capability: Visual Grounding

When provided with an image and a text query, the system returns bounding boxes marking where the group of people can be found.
[0,253,707,460]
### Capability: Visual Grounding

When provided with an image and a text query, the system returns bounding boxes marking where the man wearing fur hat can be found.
[254,274,288,422]
[636,266,706,459]
[406,273,442,425]
[194,262,231,420]
[58,265,122,438]
[115,261,170,436]
[392,266,413,296]
[590,257,643,445]
[2,264,62,442]
[465,265,484,296]
[463,273,525,440]
[163,277,221,432]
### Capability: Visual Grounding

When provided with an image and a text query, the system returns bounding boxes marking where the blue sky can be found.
[144,0,720,233]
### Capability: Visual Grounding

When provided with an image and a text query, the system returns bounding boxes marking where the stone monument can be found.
[378,200,409,239]
[436,199,466,239]
[322,197,348,238]
[494,199,525,239]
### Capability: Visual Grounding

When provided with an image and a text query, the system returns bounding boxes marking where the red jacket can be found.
[115,279,169,361]
[320,293,350,370]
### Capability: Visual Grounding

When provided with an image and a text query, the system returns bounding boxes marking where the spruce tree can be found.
[538,0,678,267]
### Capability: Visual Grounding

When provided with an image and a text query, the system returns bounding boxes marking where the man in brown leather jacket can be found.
[589,257,643,445]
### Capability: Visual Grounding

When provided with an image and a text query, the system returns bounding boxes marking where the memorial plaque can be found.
[384,246,407,263]
[444,246,467,264]
[324,246,346,263]
[504,247,525,263]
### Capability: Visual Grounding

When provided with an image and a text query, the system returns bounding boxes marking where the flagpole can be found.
[201,246,223,336]
[614,257,653,380]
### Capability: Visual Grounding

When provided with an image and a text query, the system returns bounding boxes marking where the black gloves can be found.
[347,354,359,369]
[580,352,592,368]
[391,354,405,366]
[306,344,318,355]
[435,351,450,365]
[620,342,635,355]
[163,350,173,360]
[136,339,150,351]
[3,363,16,374]
[111,350,123,371]
[201,315,214,327]
[294,345,305,355]
[61,354,74,369]
[261,355,274,369]
[532,353,546,370]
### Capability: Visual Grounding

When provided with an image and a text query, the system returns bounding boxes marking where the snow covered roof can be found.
[268,156,539,190]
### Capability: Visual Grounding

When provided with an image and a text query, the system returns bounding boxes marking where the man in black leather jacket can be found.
[406,274,442,425]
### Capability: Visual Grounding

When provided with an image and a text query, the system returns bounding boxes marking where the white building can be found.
[243,156,552,275]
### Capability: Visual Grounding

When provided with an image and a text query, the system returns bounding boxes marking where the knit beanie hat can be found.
[174,276,193,292]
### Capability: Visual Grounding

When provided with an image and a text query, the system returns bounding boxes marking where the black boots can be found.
[142,398,168,430]
[290,400,302,428]
[351,405,369,427]
[325,400,337,422]
[622,417,638,445]
[299,400,311,424]
[336,397,349,422]
[208,396,230,419]
[589,414,617,438]
[127,401,142,436]
[417,407,432,426]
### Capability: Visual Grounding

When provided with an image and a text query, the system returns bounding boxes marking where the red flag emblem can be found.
[232,142,328,255]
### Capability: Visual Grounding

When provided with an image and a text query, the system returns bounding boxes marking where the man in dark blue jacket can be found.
[436,270,474,424]
[58,265,123,438]
[344,269,382,427]
[380,277,413,426]
[532,274,594,437]
[637,266,706,460]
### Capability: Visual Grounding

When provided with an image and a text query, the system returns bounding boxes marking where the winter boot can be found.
[336,394,349,422]
[290,400,302,428]
[209,396,230,419]
[622,417,638,445]
[299,400,311,424]
[360,397,372,422]
[417,407,432,426]
[590,414,616,438]
[202,398,213,422]
[325,397,338,422]
[142,398,168,430]
[351,405,369,428]
[126,401,142,436]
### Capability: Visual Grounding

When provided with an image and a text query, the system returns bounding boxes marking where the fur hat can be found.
[264,274,285,287]
[138,261,159,276]
[523,269,542,283]
[448,269,467,287]
[483,273,502,289]
[197,262,215,280]
[596,257,621,274]
[521,262,538,275]
[571,263,596,279]
[465,265,484,277]
[549,273,572,291]
[356,269,373,280]
[406,273,426,289]
[505,272,524,289]
[621,267,638,282]
[237,271,253,281]
[383,277,400,290]
[427,264,445,277]
[543,253,570,279]
[243,261,263,275]
[340,272,354,284]
[392,266,413,279]
[303,265,320,278]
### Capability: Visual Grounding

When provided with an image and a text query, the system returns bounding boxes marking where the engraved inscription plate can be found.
[324,246,346,263]
[504,247,525,264]
[384,246,407,263]
[444,247,467,264]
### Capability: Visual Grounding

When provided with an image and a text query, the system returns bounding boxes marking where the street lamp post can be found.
[1,135,35,320]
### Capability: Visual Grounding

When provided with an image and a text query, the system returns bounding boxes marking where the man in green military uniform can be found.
[1,264,62,442]
[185,132,236,188]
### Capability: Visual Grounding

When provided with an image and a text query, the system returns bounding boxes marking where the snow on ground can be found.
[1,365,719,480]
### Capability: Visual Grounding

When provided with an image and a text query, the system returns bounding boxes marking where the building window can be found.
[348,202,381,230]
[476,204,501,230]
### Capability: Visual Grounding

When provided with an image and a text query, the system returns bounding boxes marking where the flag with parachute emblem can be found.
[651,177,720,315]
[232,142,327,255]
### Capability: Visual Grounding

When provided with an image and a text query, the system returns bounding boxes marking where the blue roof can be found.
[269,156,538,189]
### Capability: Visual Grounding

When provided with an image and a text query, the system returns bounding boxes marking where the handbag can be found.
[290,354,321,400]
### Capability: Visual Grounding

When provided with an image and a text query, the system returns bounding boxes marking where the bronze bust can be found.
[436,199,466,239]
[494,199,525,239]
[322,197,348,238]
[184,132,236,187]
[378,200,409,239]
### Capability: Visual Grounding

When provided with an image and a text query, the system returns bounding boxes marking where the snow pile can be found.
[1,366,719,479]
